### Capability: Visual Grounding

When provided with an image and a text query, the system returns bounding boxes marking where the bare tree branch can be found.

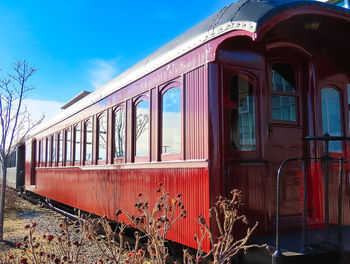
[0,60,42,241]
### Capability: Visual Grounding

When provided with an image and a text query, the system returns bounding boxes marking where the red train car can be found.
[24,0,350,262]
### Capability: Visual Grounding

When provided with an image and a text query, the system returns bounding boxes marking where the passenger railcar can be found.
[24,0,350,261]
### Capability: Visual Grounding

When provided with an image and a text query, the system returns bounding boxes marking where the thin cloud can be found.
[23,98,63,122]
[88,58,120,89]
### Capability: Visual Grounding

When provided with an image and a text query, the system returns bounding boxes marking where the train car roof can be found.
[30,0,349,138]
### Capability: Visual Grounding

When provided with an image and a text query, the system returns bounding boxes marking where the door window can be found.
[229,74,256,151]
[271,63,297,122]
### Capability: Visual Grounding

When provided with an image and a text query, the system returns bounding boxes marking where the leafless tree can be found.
[136,113,148,140]
[0,61,43,241]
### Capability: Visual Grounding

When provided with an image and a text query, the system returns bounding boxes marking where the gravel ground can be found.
[0,190,106,261]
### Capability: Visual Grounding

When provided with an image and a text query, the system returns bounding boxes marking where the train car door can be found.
[267,58,307,220]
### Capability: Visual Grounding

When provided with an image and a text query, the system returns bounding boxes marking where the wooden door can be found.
[268,62,305,218]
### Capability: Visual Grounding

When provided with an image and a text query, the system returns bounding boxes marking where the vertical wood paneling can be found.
[185,66,209,160]
[33,167,210,251]
[229,164,268,236]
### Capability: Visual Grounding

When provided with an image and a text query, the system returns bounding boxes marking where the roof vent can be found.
[61,91,91,110]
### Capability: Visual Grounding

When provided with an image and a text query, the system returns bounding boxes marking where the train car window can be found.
[98,115,107,161]
[162,87,181,154]
[8,151,16,168]
[135,100,149,157]
[44,137,48,167]
[114,109,125,158]
[58,133,63,164]
[229,74,256,151]
[271,63,297,122]
[74,125,81,163]
[46,137,50,166]
[348,84,350,131]
[66,129,71,165]
[37,140,42,167]
[321,87,342,152]
[52,134,56,166]
[85,121,93,162]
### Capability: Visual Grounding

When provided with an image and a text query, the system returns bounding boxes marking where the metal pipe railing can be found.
[272,158,305,264]
[337,157,344,246]
[304,134,350,243]
[273,134,350,264]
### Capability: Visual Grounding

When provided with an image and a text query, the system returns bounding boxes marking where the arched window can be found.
[162,87,181,154]
[98,115,107,161]
[37,140,42,167]
[135,99,149,158]
[321,87,342,152]
[114,108,125,159]
[52,134,56,166]
[230,74,256,151]
[45,137,49,166]
[66,129,71,165]
[58,132,63,164]
[74,125,81,163]
[85,121,93,163]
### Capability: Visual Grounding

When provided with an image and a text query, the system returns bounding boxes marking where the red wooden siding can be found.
[185,66,209,160]
[327,163,350,226]
[228,163,268,235]
[31,166,210,250]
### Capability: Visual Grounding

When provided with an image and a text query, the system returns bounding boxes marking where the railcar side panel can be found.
[185,66,209,160]
[31,166,210,250]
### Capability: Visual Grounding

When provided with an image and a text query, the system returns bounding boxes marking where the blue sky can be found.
[0,0,233,120]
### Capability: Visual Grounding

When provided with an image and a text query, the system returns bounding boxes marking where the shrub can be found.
[1,185,265,264]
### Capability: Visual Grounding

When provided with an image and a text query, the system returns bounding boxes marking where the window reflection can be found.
[66,130,71,164]
[136,100,149,157]
[58,133,63,164]
[271,63,297,122]
[162,88,181,154]
[45,138,49,166]
[98,115,107,160]
[322,88,342,152]
[37,140,42,167]
[74,125,81,162]
[230,74,256,151]
[85,122,92,162]
[348,84,350,131]
[272,63,296,93]
[52,135,56,165]
[272,95,296,121]
[114,109,125,158]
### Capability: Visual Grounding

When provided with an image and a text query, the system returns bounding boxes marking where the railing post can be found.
[273,158,300,264]
[302,159,307,252]
[337,157,344,247]
[323,135,330,244]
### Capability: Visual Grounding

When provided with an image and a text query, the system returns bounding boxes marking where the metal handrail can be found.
[272,157,306,264]
[273,134,350,263]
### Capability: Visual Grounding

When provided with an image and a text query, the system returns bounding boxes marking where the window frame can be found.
[51,134,57,167]
[83,119,93,166]
[97,112,108,165]
[159,81,182,161]
[65,128,72,166]
[44,137,49,167]
[113,104,126,164]
[73,123,82,166]
[133,92,150,163]
[57,132,63,167]
[319,85,345,156]
[223,65,260,160]
[269,60,301,125]
[37,140,42,167]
